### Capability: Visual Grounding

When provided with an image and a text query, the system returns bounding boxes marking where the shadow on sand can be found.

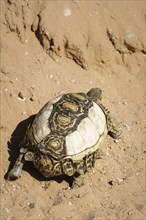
[5,115,72,186]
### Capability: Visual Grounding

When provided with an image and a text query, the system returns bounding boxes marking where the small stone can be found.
[30,97,34,102]
[21,112,26,115]
[64,8,71,16]
[18,92,24,99]
[108,180,113,186]
[123,101,127,105]
[128,210,133,215]
[31,85,35,89]
[50,74,54,79]
[106,152,109,156]
[114,139,119,143]
[68,201,72,206]
[116,178,124,184]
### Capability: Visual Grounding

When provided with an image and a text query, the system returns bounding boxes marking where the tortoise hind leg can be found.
[7,153,24,180]
[71,173,84,188]
[8,148,34,180]
[71,153,97,188]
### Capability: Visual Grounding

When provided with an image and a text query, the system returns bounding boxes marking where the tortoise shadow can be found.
[5,114,36,179]
[5,115,72,186]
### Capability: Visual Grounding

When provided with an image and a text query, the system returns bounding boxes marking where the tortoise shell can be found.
[26,92,107,178]
[9,88,123,185]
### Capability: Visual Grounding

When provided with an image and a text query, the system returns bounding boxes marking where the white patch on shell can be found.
[32,95,62,143]
[65,102,106,157]
[88,102,106,135]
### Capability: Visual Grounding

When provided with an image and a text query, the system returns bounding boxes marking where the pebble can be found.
[64,8,72,17]
[18,92,26,101]
[128,210,133,215]
[108,177,125,186]
[114,139,119,143]
[50,74,54,79]
[30,97,34,102]
[25,39,28,43]
[116,178,124,184]
[123,101,127,105]
[18,92,24,99]
[21,111,26,115]
[105,152,109,156]
[68,201,73,206]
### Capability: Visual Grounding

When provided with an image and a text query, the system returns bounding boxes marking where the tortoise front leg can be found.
[107,115,122,139]
[99,103,122,139]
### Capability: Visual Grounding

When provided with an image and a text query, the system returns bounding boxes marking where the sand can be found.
[1,1,145,219]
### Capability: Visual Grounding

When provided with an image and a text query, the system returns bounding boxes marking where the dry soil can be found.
[1,1,146,220]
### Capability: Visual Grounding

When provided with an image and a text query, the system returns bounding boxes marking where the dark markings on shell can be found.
[34,150,99,178]
[38,132,66,160]
[62,159,75,176]
[37,92,93,161]
[48,93,93,135]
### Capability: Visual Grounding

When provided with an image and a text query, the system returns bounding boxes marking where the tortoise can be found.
[8,88,122,187]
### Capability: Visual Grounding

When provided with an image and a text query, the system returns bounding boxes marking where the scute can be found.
[65,102,106,157]
[32,95,62,143]
[65,130,84,156]
[88,102,106,135]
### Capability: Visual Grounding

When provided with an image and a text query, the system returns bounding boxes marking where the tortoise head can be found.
[87,88,102,103]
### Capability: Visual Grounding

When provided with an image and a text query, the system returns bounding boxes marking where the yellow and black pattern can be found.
[62,159,75,176]
[32,92,98,177]
[38,132,66,160]
[49,93,93,135]
[34,150,98,178]
[36,92,93,161]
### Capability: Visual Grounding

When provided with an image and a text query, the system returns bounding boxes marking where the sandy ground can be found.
[1,1,146,220]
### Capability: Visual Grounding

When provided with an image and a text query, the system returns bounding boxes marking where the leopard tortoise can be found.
[8,88,122,187]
